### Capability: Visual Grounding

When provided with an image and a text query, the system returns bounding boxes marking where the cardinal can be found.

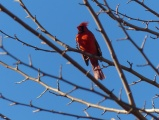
[76,22,105,80]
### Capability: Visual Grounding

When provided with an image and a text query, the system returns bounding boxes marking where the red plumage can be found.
[78,22,88,27]
[76,22,105,80]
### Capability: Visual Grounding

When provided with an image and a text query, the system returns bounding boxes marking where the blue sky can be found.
[1,0,159,120]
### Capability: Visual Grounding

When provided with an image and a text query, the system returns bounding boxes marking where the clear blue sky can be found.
[0,0,159,120]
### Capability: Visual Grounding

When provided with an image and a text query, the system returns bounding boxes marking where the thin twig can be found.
[37,88,48,99]
[0,93,104,120]
[28,54,32,66]
[140,35,148,50]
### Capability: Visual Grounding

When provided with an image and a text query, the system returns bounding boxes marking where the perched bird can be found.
[76,22,105,80]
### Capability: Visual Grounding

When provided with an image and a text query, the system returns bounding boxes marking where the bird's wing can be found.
[95,39,102,57]
[82,55,89,66]
[76,34,89,66]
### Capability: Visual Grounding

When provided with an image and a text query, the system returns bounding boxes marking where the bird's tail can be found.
[93,65,105,80]
[91,58,105,80]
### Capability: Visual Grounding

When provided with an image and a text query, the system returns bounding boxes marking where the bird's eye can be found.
[80,26,84,30]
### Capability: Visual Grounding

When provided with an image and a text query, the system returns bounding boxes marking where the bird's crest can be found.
[78,22,89,27]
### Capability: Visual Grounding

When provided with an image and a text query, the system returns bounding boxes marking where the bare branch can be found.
[67,99,74,106]
[129,79,142,86]
[133,0,159,17]
[137,63,149,67]
[0,4,114,99]
[17,0,69,49]
[0,113,11,120]
[33,109,41,113]
[127,61,133,69]
[0,35,2,48]
[59,65,62,79]
[57,79,60,91]
[15,77,28,84]
[1,30,158,89]
[28,54,32,66]
[142,101,146,110]
[37,88,48,99]
[118,87,123,100]
[1,1,159,119]
[1,94,106,120]
[97,97,106,105]
[83,0,140,117]
[140,35,148,50]
[115,4,120,16]
[0,30,56,53]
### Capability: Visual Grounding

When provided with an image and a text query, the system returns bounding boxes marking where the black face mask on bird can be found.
[77,26,84,33]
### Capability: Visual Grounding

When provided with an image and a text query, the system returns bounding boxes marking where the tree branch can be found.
[0,93,105,120]
[83,0,145,119]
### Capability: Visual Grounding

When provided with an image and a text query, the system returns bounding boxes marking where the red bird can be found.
[76,22,105,80]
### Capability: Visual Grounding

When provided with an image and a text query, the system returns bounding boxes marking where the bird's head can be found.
[77,22,88,33]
